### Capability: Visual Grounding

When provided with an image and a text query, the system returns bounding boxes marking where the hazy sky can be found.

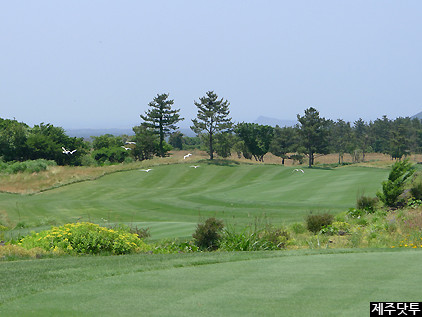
[1,1,421,129]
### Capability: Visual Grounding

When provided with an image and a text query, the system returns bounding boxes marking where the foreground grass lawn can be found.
[1,249,421,316]
[0,164,388,239]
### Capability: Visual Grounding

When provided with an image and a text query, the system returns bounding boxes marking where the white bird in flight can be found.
[190,165,199,168]
[183,153,192,159]
[121,146,132,150]
[125,141,136,145]
[293,169,304,173]
[140,169,152,172]
[62,147,77,155]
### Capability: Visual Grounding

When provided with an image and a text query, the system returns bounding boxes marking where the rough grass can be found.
[0,249,421,316]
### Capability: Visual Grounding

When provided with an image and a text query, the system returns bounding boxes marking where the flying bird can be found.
[183,153,192,159]
[62,147,77,155]
[293,169,304,173]
[140,169,152,172]
[121,146,132,150]
[190,165,199,168]
[125,141,136,145]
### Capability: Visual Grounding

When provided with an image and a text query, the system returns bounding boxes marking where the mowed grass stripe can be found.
[0,164,389,238]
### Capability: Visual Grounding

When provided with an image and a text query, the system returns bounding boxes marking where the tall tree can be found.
[389,120,410,160]
[26,123,85,165]
[297,107,329,168]
[0,118,29,161]
[191,91,233,160]
[353,118,370,162]
[213,132,235,158]
[270,126,298,165]
[330,119,353,164]
[369,115,391,154]
[168,131,184,150]
[140,93,183,157]
[132,124,159,161]
[235,123,274,162]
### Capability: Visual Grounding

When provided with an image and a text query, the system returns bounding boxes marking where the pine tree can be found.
[140,93,183,157]
[191,91,233,160]
[297,107,329,168]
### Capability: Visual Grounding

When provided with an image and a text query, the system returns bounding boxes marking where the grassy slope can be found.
[0,164,388,239]
[1,249,421,316]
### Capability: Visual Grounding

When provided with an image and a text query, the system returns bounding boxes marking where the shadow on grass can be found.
[199,159,241,167]
[312,162,353,170]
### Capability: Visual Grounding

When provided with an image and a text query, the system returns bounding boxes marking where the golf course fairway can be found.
[0,164,388,239]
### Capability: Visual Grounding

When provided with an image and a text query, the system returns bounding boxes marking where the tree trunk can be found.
[308,150,313,168]
[209,132,213,160]
[159,121,164,157]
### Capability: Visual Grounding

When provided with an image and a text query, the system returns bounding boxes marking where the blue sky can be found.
[1,1,421,129]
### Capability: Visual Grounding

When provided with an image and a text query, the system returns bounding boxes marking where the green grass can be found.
[0,164,388,239]
[1,249,421,316]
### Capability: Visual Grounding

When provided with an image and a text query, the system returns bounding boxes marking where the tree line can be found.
[1,91,421,167]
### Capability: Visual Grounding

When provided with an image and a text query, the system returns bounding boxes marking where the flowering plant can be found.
[19,222,150,255]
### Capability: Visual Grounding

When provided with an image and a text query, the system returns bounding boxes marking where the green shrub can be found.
[410,182,422,200]
[407,198,422,209]
[260,226,290,248]
[0,159,56,174]
[320,221,351,235]
[219,224,289,251]
[290,222,306,234]
[19,222,149,255]
[81,154,97,166]
[0,244,47,261]
[347,208,365,218]
[306,213,334,234]
[356,195,378,213]
[0,224,8,242]
[377,159,415,207]
[219,228,261,251]
[192,217,224,251]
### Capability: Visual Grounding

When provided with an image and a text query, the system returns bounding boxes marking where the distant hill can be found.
[253,116,297,127]
[65,128,134,139]
[411,111,422,120]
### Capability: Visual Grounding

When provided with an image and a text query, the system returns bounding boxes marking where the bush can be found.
[356,195,378,213]
[0,244,46,261]
[219,224,289,251]
[377,159,415,207]
[81,154,97,166]
[410,182,422,200]
[219,228,261,251]
[192,217,224,251]
[290,222,306,234]
[306,213,334,234]
[0,159,56,174]
[19,222,149,255]
[260,226,290,248]
[320,221,351,235]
